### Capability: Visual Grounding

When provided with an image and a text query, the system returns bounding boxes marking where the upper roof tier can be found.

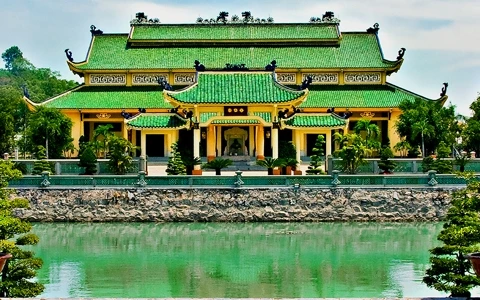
[128,23,341,47]
[70,32,400,72]
[164,72,306,105]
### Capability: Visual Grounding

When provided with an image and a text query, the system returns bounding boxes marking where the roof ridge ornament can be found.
[130,12,160,25]
[309,11,340,23]
[265,60,277,71]
[64,49,74,62]
[224,63,248,71]
[396,48,406,60]
[90,25,103,36]
[440,82,449,97]
[300,76,313,90]
[367,23,380,34]
[196,11,274,24]
[194,60,206,72]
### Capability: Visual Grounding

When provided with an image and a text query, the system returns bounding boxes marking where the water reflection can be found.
[30,222,449,298]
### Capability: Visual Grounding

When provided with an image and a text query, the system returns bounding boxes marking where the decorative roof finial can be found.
[217,11,229,24]
[367,23,379,34]
[440,82,449,97]
[21,84,30,98]
[64,49,74,62]
[130,12,160,24]
[90,25,103,36]
[322,11,335,21]
[300,76,313,90]
[242,11,253,23]
[396,48,406,60]
[309,11,340,23]
[194,60,206,72]
[158,78,172,91]
[265,60,277,71]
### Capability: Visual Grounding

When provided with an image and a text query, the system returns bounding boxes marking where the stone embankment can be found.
[11,187,456,222]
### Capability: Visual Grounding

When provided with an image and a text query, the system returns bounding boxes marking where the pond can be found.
[27,222,469,298]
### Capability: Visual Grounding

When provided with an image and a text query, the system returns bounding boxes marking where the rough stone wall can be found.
[12,188,456,222]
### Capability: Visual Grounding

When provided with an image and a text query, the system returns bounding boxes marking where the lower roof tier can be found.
[36,82,441,110]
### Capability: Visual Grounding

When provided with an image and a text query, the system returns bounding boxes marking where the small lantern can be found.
[265,131,271,139]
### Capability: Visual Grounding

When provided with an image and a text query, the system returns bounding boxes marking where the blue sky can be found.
[1,0,478,115]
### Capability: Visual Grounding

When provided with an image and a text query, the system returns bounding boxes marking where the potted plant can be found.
[183,156,202,175]
[0,253,12,272]
[78,145,98,175]
[454,152,471,172]
[256,157,283,175]
[202,157,233,175]
[285,158,299,175]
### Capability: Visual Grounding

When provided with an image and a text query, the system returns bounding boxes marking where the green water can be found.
[29,222,454,298]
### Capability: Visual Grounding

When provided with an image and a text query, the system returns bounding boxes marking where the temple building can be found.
[26,11,447,164]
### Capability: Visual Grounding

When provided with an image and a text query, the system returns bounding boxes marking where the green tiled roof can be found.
[200,112,218,123]
[300,83,439,108]
[126,114,188,129]
[73,33,397,70]
[42,85,172,109]
[211,119,260,124]
[282,114,346,128]
[130,23,339,40]
[165,72,305,104]
[253,112,271,122]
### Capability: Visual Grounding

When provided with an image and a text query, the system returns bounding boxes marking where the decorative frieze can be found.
[276,73,296,84]
[302,73,338,84]
[96,113,111,119]
[132,74,168,85]
[174,73,196,85]
[360,112,375,118]
[344,72,381,84]
[89,74,126,85]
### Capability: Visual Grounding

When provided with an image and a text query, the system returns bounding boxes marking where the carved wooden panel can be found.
[302,73,338,84]
[276,73,296,84]
[224,106,248,116]
[173,73,196,85]
[132,73,168,85]
[344,72,381,84]
[89,74,126,85]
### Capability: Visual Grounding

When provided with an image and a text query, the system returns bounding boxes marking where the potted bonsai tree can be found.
[202,157,233,175]
[378,146,396,174]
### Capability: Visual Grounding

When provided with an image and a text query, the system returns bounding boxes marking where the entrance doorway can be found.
[146,134,165,157]
[306,134,326,156]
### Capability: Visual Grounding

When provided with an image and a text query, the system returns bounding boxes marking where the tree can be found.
[306,135,325,175]
[1,46,32,72]
[0,87,21,155]
[78,146,97,175]
[26,106,73,159]
[393,139,411,157]
[333,132,370,174]
[463,94,480,156]
[378,146,397,174]
[396,98,456,157]
[107,135,137,175]
[93,124,114,158]
[354,118,381,154]
[166,142,186,175]
[31,146,53,175]
[423,175,480,297]
[0,159,44,297]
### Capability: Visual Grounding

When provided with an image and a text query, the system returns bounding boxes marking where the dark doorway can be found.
[135,130,141,157]
[279,128,292,142]
[146,134,165,157]
[306,134,326,156]
[83,122,91,142]
[264,127,272,157]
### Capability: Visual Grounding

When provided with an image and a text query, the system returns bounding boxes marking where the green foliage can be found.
[377,146,396,174]
[423,176,480,297]
[78,146,97,175]
[26,106,73,159]
[31,146,53,175]
[93,124,114,158]
[454,152,471,173]
[278,141,296,159]
[166,142,186,175]
[12,162,27,175]
[285,158,299,169]
[421,142,453,174]
[396,98,456,157]
[0,159,44,297]
[463,94,480,156]
[0,86,22,155]
[203,157,233,175]
[306,135,325,175]
[107,135,137,175]
[393,140,412,158]
[333,132,370,174]
[256,157,284,169]
[354,118,381,155]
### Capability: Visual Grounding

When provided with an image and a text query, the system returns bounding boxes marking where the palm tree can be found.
[354,118,381,153]
[412,118,434,157]
[93,124,114,158]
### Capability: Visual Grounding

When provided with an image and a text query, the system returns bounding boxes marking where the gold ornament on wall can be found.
[360,112,375,118]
